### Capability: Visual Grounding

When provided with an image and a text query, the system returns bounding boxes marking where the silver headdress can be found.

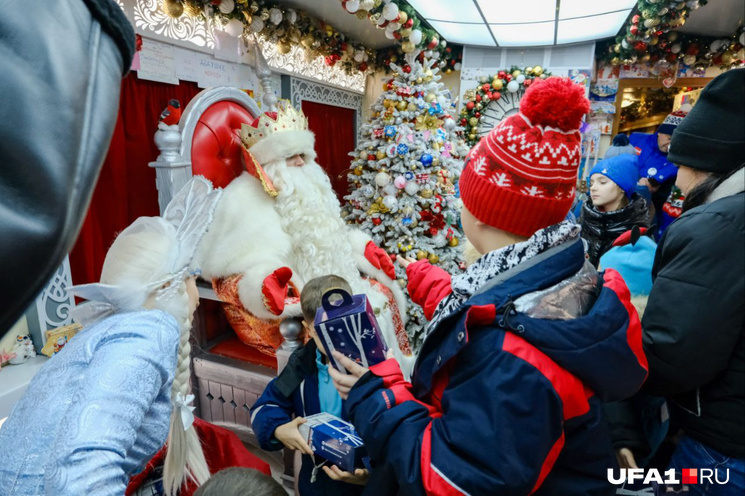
[68,177,222,326]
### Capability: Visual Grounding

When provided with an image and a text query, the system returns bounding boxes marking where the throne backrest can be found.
[150,86,262,215]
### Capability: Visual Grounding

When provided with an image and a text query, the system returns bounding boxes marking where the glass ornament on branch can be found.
[344,58,467,351]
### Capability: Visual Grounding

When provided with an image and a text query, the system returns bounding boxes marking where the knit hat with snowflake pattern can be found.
[459,77,590,237]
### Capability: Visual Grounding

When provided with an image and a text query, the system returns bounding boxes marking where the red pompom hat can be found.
[459,77,590,237]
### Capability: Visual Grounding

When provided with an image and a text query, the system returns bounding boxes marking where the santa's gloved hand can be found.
[261,267,293,316]
[364,241,396,280]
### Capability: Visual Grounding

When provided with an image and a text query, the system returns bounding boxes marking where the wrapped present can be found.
[298,413,368,472]
[314,289,388,373]
[41,323,82,357]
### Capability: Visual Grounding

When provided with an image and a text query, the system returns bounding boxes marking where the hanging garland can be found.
[161,0,376,74]
[338,0,464,73]
[459,66,551,147]
[613,0,708,53]
[598,26,745,72]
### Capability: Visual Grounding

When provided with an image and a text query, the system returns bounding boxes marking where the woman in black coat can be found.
[581,154,650,266]
[641,69,744,494]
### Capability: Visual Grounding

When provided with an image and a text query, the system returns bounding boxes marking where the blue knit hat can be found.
[600,230,656,297]
[589,154,639,198]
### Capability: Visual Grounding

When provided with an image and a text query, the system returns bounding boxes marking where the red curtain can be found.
[68,75,202,285]
[301,100,356,203]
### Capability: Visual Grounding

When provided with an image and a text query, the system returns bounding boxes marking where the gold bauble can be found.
[400,28,412,37]
[398,11,408,24]
[416,250,428,260]
[641,53,651,62]
[249,1,259,13]
[610,56,621,66]
[183,0,202,17]
[432,157,440,166]
[721,51,734,64]
[354,166,363,175]
[533,65,543,76]
[277,40,292,54]
[383,82,390,91]
[421,188,433,198]
[410,219,418,228]
[428,253,440,264]
[492,79,503,90]
[325,25,334,37]
[162,0,184,18]
[448,237,459,247]
[475,102,483,110]
[397,100,408,111]
[425,93,436,103]
[397,278,407,288]
[407,102,417,111]
[425,69,433,77]
[525,66,534,75]
[356,10,368,19]
[469,133,477,141]
[614,44,621,53]
[383,99,392,108]
[301,34,314,48]
[376,150,386,160]
[416,77,423,84]
[401,41,416,53]
[469,117,479,127]
[432,142,441,151]
[512,69,522,77]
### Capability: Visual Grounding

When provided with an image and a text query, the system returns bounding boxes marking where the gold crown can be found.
[241,103,309,149]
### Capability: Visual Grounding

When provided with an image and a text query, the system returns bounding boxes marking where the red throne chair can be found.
[149,86,301,487]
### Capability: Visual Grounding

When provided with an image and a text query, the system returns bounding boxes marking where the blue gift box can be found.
[298,413,368,472]
[314,289,388,374]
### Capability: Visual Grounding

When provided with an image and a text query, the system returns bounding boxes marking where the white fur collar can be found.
[706,168,745,204]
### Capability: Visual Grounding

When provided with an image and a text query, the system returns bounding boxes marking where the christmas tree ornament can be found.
[362,184,375,197]
[375,172,391,187]
[448,237,459,247]
[397,143,409,155]
[383,195,398,210]
[533,66,543,76]
[386,143,398,157]
[427,253,439,264]
[384,125,397,138]
[404,181,419,196]
[420,153,433,166]
[507,80,520,93]
[394,176,407,189]
[416,250,427,260]
[425,93,437,103]
[421,188,433,198]
[354,166,364,175]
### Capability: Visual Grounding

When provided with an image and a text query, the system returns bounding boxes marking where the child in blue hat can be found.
[581,154,651,266]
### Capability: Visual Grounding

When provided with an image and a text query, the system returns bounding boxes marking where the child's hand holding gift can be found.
[330,350,395,400]
[322,465,370,485]
[273,417,313,455]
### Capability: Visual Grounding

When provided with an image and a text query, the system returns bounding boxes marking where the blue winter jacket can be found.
[629,132,677,185]
[346,237,648,495]
[250,341,364,496]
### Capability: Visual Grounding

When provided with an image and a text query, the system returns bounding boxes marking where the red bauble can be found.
[632,14,640,23]
[393,31,402,41]
[466,101,475,110]
[630,26,639,36]
[649,54,660,62]
[341,42,348,51]
[474,112,481,118]
[505,74,512,82]
[427,38,439,49]
[686,44,699,55]
[359,62,368,72]
[666,53,678,63]
[460,118,467,125]
[372,218,382,226]
[404,18,414,29]
[482,83,491,92]
[634,41,647,52]
[367,154,376,161]
[403,65,411,73]
[523,79,532,87]
[475,94,482,102]
[492,90,501,100]
[498,70,506,78]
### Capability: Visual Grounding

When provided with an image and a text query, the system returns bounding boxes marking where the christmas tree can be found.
[345,58,468,351]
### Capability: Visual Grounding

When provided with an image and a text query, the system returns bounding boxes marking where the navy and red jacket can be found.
[347,237,648,495]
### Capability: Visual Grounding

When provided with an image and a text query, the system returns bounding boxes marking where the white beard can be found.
[264,159,366,293]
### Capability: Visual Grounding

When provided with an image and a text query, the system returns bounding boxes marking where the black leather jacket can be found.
[580,194,650,266]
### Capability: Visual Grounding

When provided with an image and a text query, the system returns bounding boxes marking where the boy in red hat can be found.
[330,77,648,495]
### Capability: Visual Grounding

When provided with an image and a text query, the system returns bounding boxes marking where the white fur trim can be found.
[197,172,298,318]
[706,168,745,204]
[249,130,316,166]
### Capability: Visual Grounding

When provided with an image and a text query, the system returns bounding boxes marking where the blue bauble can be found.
[397,143,409,155]
[404,171,415,180]
[384,125,397,138]
[402,217,413,227]
[420,153,433,167]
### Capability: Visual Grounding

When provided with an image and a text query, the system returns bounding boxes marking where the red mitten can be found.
[364,241,396,280]
[261,267,293,316]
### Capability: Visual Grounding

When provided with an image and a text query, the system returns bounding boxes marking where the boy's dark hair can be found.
[193,467,285,496]
[300,275,352,323]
